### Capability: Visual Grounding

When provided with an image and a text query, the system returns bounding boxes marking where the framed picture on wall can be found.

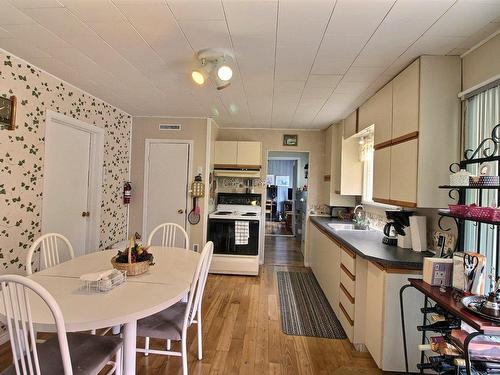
[283,134,298,146]
[0,95,17,131]
[276,176,290,187]
[266,175,275,186]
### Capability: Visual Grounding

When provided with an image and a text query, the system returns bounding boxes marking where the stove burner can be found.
[215,211,232,215]
[241,212,257,216]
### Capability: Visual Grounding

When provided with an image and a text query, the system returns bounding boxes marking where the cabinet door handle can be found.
[177,209,184,214]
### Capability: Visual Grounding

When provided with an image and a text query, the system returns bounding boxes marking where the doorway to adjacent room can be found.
[265,151,309,239]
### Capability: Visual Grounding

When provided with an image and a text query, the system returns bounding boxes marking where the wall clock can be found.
[0,96,17,131]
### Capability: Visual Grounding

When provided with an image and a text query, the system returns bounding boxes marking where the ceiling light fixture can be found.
[217,65,233,81]
[192,48,234,90]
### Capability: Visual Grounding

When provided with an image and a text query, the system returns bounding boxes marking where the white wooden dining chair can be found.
[136,241,214,375]
[147,223,190,250]
[26,233,75,276]
[0,274,123,375]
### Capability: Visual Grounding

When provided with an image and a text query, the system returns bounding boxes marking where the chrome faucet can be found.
[353,205,368,229]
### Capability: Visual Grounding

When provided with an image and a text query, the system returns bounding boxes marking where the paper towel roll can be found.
[410,216,427,252]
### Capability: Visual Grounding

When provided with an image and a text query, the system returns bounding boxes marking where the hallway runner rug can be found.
[277,271,346,339]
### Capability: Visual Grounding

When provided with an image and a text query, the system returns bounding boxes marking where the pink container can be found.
[468,205,495,221]
[448,204,469,216]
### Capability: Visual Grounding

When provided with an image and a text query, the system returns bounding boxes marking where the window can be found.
[463,85,500,282]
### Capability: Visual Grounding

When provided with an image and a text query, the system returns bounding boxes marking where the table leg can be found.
[123,321,137,375]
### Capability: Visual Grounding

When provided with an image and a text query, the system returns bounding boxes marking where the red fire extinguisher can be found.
[123,182,132,204]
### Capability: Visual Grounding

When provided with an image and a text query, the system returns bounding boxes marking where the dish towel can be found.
[235,221,249,245]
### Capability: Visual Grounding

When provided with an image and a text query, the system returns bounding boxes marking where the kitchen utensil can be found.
[463,253,479,292]
[188,196,200,224]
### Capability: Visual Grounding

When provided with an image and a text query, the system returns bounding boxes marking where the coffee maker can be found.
[383,210,414,247]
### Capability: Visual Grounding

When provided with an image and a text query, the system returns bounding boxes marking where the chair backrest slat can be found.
[183,242,213,328]
[147,223,189,250]
[0,275,73,375]
[26,234,74,275]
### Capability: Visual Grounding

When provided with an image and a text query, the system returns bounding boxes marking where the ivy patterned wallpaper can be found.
[0,51,131,273]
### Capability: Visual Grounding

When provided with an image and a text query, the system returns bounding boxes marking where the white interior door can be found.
[144,141,190,247]
[42,121,92,257]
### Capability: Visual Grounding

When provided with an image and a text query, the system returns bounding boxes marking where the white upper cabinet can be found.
[359,82,393,146]
[370,56,460,208]
[237,141,261,166]
[392,59,420,140]
[214,141,262,166]
[323,123,356,207]
[214,141,238,165]
[343,110,358,139]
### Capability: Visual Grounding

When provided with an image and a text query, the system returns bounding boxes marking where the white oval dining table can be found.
[0,247,200,375]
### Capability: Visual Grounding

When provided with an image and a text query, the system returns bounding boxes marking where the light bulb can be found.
[217,65,232,81]
[192,70,205,85]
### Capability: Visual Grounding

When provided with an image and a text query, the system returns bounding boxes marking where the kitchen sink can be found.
[327,223,372,231]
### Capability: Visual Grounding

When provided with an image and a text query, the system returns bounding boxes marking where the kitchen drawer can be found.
[340,265,356,297]
[338,302,354,342]
[340,246,356,275]
[339,287,355,320]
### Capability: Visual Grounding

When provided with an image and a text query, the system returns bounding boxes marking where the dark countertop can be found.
[310,216,433,270]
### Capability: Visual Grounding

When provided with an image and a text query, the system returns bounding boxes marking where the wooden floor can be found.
[265,221,293,236]
[0,236,382,375]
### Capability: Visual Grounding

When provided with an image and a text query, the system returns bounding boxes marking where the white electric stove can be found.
[207,194,262,276]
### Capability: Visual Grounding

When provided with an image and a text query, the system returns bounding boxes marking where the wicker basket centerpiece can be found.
[111,237,154,276]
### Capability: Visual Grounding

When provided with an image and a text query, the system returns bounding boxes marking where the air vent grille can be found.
[159,123,182,130]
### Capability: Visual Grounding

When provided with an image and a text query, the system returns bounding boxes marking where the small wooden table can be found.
[0,247,200,375]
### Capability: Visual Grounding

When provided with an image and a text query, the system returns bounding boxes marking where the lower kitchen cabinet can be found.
[308,222,340,316]
[307,220,424,372]
[365,261,424,372]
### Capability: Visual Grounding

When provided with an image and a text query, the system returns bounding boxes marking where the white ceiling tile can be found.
[10,0,64,8]
[275,43,317,80]
[326,0,395,38]
[115,3,192,64]
[0,0,36,25]
[334,81,371,95]
[312,34,366,74]
[168,0,225,20]
[224,1,277,37]
[59,0,126,22]
[1,24,70,47]
[427,1,500,37]
[343,66,385,82]
[22,7,95,40]
[178,20,231,51]
[407,35,466,55]
[0,38,51,58]
[278,0,334,45]
[0,26,12,38]
[87,21,167,68]
[305,74,343,88]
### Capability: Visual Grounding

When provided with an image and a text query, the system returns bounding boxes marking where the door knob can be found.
[81,211,90,217]
[177,209,184,214]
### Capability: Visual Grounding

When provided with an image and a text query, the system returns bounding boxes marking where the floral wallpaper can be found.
[0,51,131,273]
